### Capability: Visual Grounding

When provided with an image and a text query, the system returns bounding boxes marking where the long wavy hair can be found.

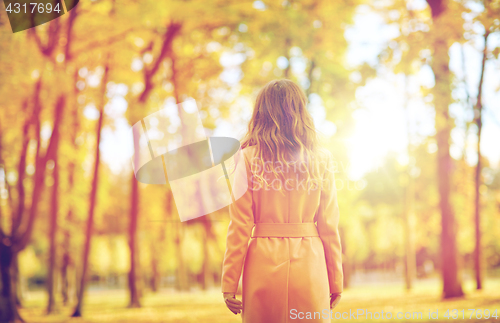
[240,79,327,192]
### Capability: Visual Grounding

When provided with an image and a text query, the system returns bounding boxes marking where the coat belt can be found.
[251,223,319,238]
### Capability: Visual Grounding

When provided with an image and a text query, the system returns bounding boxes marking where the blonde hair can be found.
[240,79,327,193]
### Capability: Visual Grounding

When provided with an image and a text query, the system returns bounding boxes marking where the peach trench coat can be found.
[221,146,343,323]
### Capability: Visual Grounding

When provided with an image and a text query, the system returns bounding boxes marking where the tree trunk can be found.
[403,182,416,290]
[201,226,212,290]
[46,96,64,313]
[14,76,63,254]
[12,254,22,307]
[474,31,489,291]
[0,80,44,323]
[72,63,109,317]
[61,162,76,306]
[128,174,141,308]
[0,244,22,323]
[62,68,81,306]
[46,164,59,312]
[435,41,464,299]
[150,189,173,293]
[169,51,190,292]
[125,22,181,303]
[403,75,416,290]
[11,78,42,246]
[175,223,189,291]
[150,255,159,292]
[61,251,70,305]
[426,0,464,298]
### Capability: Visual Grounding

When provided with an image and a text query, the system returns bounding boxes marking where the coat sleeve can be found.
[221,150,254,293]
[316,153,343,294]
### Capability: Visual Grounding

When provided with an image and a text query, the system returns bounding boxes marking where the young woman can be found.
[221,79,343,322]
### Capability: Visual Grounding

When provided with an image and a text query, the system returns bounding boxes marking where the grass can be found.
[18,278,500,322]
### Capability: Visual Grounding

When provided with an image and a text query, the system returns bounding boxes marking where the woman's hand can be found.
[330,292,342,309]
[223,292,243,315]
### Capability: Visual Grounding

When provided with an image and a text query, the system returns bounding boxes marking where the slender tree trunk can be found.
[403,178,416,290]
[474,112,483,290]
[47,96,64,313]
[59,7,79,303]
[61,165,76,305]
[1,105,25,309]
[403,75,416,290]
[150,211,167,292]
[474,31,489,291]
[150,255,159,292]
[61,251,70,305]
[12,254,22,307]
[11,80,42,241]
[125,22,181,303]
[0,80,44,323]
[61,68,80,306]
[72,63,109,317]
[13,107,30,236]
[14,76,63,254]
[175,223,189,291]
[201,222,213,290]
[426,0,464,298]
[61,160,76,305]
[46,164,59,313]
[170,51,190,292]
[128,173,141,307]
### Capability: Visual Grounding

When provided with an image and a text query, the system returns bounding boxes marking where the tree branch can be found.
[11,81,42,237]
[28,13,61,57]
[139,22,182,103]
[13,94,65,253]
[64,1,79,61]
[426,0,445,18]
[69,27,134,58]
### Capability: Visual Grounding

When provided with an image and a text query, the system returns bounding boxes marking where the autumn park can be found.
[0,0,500,322]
